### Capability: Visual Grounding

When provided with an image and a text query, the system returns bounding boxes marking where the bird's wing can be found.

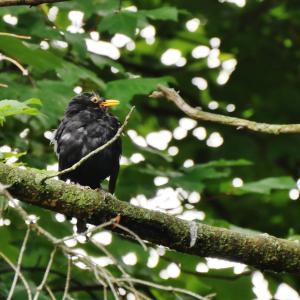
[53,118,68,155]
[84,115,122,194]
[55,114,90,170]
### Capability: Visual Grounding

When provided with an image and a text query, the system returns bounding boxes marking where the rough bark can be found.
[1,162,300,273]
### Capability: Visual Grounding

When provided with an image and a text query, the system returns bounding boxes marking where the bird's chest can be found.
[57,111,119,158]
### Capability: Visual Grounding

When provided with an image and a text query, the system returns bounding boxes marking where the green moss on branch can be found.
[1,163,300,273]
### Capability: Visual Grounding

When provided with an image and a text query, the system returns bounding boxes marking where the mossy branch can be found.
[1,162,300,273]
[150,85,300,134]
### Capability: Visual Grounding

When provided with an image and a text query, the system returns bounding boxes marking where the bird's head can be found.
[67,92,120,114]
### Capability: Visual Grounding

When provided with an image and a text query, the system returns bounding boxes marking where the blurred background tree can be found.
[1,0,300,299]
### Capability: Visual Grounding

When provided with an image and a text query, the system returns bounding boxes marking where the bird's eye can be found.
[90,96,99,103]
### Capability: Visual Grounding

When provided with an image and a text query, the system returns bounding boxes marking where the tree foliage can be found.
[1,0,300,299]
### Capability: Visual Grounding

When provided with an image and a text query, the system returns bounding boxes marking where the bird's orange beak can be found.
[100,99,120,108]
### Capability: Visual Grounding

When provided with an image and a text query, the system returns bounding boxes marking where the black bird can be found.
[53,92,122,194]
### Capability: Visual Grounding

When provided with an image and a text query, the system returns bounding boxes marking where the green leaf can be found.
[183,164,231,180]
[95,0,120,16]
[171,165,230,192]
[60,0,120,17]
[64,32,88,59]
[24,98,42,106]
[54,9,72,30]
[167,161,243,192]
[35,80,74,126]
[239,177,295,195]
[201,159,253,168]
[56,62,106,88]
[99,12,138,38]
[105,77,173,104]
[90,54,125,73]
[138,7,178,21]
[0,37,63,73]
[0,99,41,124]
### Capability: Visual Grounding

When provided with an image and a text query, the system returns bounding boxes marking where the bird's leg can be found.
[76,218,88,233]
[108,162,120,194]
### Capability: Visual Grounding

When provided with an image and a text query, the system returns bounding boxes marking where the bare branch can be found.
[0,0,69,6]
[56,219,116,245]
[0,252,32,300]
[33,247,57,300]
[114,278,214,300]
[45,285,57,300]
[91,238,137,296]
[7,226,31,300]
[92,265,108,287]
[0,32,31,39]
[42,106,135,182]
[103,287,108,300]
[62,258,72,300]
[150,85,300,134]
[0,53,28,76]
[114,223,147,251]
[99,269,120,300]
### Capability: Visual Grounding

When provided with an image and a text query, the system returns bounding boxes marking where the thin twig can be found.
[103,287,108,300]
[7,226,31,300]
[91,238,138,298]
[115,278,213,300]
[42,106,135,183]
[33,247,57,300]
[0,32,31,39]
[92,265,108,287]
[114,223,147,251]
[0,53,28,76]
[0,83,8,88]
[150,85,300,134]
[62,258,72,300]
[56,218,117,244]
[161,255,252,281]
[0,252,32,300]
[45,284,57,300]
[125,287,152,300]
[100,269,120,300]
[2,190,119,298]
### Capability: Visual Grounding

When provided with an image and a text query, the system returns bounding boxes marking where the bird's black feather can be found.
[54,93,122,193]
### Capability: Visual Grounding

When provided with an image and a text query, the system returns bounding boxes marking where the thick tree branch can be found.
[1,163,300,273]
[0,0,68,6]
[150,85,300,134]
